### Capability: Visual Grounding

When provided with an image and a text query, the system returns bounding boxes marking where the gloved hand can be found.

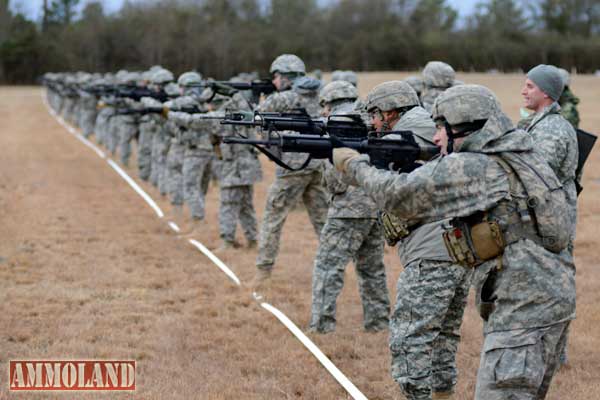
[333,147,360,173]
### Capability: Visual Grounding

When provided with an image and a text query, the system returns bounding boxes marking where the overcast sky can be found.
[12,0,480,22]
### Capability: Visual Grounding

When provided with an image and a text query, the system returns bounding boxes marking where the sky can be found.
[12,0,481,22]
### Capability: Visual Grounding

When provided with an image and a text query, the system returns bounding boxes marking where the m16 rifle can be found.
[221,111,439,171]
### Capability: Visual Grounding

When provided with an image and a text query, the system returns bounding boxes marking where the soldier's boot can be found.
[182,217,204,237]
[431,391,455,400]
[246,239,257,249]
[213,239,237,253]
[168,205,189,232]
[251,267,272,292]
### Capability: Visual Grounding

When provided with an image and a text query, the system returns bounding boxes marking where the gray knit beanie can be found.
[526,64,564,101]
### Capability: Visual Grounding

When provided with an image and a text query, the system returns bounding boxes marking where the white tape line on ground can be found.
[188,239,241,286]
[260,302,368,400]
[73,132,106,158]
[41,90,366,399]
[168,221,181,233]
[106,159,164,218]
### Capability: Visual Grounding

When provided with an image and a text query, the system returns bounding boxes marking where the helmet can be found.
[319,81,358,105]
[151,69,174,85]
[119,72,140,85]
[163,82,180,97]
[431,84,500,126]
[557,67,571,87]
[404,75,425,95]
[366,80,419,112]
[293,76,321,95]
[331,70,358,87]
[269,54,306,75]
[422,61,455,88]
[177,71,203,87]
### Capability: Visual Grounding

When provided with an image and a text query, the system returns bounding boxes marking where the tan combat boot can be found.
[251,268,272,292]
[183,217,204,237]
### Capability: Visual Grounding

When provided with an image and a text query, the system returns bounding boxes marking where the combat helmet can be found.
[366,80,419,112]
[404,75,425,96]
[319,81,358,106]
[422,61,455,88]
[177,71,203,87]
[151,69,175,85]
[269,54,306,75]
[331,70,358,87]
[431,84,499,126]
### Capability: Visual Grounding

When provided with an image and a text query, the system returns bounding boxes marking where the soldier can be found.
[520,64,578,246]
[309,80,390,334]
[178,72,215,231]
[137,69,165,181]
[252,54,329,287]
[164,78,202,225]
[420,61,457,112]
[557,68,580,129]
[332,84,575,400]
[213,92,263,249]
[78,74,100,138]
[94,73,117,148]
[148,69,176,193]
[366,80,472,400]
[521,64,579,368]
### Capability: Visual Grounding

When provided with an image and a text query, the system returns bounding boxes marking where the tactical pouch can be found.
[443,220,506,268]
[378,211,410,246]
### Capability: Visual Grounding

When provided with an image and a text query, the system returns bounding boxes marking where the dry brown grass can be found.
[0,74,598,399]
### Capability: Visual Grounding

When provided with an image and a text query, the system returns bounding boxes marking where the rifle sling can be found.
[250,144,312,171]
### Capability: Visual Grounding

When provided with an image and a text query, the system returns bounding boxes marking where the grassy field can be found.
[0,72,598,399]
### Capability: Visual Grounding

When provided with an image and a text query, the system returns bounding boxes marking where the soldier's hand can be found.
[333,147,360,173]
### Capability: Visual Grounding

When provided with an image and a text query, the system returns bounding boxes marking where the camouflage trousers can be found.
[390,260,472,400]
[183,148,212,219]
[137,120,157,181]
[94,108,113,146]
[151,133,170,194]
[219,186,257,243]
[256,172,328,270]
[116,115,137,167]
[474,322,570,400]
[79,109,97,138]
[61,98,76,124]
[107,117,120,156]
[310,218,389,333]
[166,140,185,205]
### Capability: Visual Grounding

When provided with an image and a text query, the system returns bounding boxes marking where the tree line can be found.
[1,0,599,83]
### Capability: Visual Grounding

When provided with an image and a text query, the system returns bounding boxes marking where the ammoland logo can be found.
[9,360,135,391]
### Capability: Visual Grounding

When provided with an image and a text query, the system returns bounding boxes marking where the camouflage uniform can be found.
[420,61,456,113]
[255,58,328,273]
[78,79,99,137]
[215,93,262,245]
[337,85,575,400]
[115,96,140,167]
[137,96,163,180]
[165,95,200,205]
[181,115,214,220]
[364,81,472,399]
[524,102,578,246]
[557,68,580,129]
[310,84,389,333]
[523,101,578,368]
[152,122,171,194]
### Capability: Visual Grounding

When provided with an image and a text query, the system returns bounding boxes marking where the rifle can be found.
[221,110,369,139]
[189,79,276,104]
[222,131,439,171]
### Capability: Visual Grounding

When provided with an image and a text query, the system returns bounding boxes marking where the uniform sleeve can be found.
[344,154,509,226]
